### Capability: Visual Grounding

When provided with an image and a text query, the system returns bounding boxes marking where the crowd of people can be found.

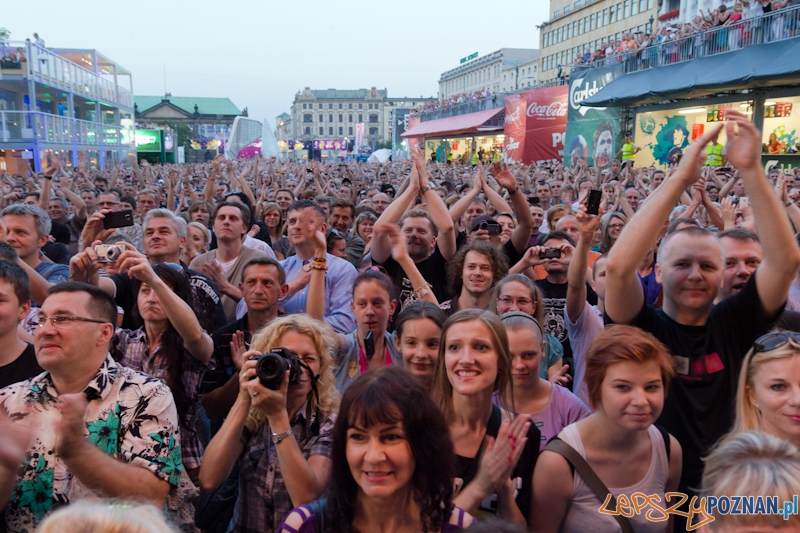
[574,0,799,71]
[0,110,800,532]
[410,90,495,115]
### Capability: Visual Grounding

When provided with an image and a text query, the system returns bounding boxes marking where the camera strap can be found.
[299,360,322,437]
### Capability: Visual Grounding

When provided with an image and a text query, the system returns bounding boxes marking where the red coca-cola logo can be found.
[526,101,568,118]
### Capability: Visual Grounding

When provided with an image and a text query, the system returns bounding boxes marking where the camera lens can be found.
[255,354,289,390]
[107,247,118,260]
[479,221,488,230]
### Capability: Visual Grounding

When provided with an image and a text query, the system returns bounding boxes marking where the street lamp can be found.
[648,15,654,33]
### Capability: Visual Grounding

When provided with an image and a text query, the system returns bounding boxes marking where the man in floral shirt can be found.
[0,282,182,533]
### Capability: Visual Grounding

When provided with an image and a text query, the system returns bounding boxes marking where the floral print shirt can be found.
[0,355,182,533]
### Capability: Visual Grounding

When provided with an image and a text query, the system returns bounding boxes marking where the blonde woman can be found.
[199,315,340,533]
[702,431,800,530]
[37,500,179,533]
[733,331,800,449]
[182,221,209,265]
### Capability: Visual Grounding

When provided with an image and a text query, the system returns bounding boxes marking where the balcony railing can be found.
[571,3,800,76]
[0,111,131,147]
[0,42,133,109]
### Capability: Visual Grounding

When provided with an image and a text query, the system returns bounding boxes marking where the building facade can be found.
[382,96,437,141]
[438,48,540,100]
[539,0,659,81]
[658,0,731,26]
[0,41,134,173]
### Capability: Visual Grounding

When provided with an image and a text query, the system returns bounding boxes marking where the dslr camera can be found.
[94,244,126,263]
[255,347,302,390]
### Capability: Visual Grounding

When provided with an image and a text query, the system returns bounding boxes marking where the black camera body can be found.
[255,347,302,390]
[539,248,562,259]
[478,221,502,235]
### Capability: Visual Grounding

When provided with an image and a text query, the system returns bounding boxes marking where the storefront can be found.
[422,133,504,165]
[401,107,504,164]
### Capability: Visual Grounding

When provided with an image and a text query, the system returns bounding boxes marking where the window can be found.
[349,126,353,135]
[554,9,560,16]
[358,114,363,122]
[359,103,363,109]
[349,103,353,109]
[575,0,581,7]
[369,127,378,135]
[338,103,343,109]
[319,127,323,135]
[329,127,333,135]
[339,127,343,135]
[305,126,311,135]
[302,103,307,109]
[339,114,343,122]
[319,114,323,122]
[349,114,353,122]
[648,0,653,8]
[368,114,378,123]
[617,3,622,19]
[631,0,638,15]
[580,17,585,34]
[303,114,312,123]
[609,6,614,23]
[564,6,570,13]
[328,103,333,109]
[329,114,333,122]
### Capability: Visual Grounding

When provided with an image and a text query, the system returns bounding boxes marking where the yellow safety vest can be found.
[493,151,501,161]
[471,153,479,165]
[707,143,724,166]
[621,142,636,161]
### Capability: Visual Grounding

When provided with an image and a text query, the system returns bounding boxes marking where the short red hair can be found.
[584,325,676,409]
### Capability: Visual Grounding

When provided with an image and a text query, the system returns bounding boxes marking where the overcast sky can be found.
[4,0,549,125]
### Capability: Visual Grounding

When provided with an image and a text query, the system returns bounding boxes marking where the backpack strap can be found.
[655,425,671,461]
[307,498,328,533]
[544,439,635,533]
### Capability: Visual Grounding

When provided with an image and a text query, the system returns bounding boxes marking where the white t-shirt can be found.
[216,257,237,274]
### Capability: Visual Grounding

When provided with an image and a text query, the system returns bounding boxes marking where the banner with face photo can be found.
[563,66,622,168]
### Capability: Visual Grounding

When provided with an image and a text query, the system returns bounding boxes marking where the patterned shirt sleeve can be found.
[117,370,183,488]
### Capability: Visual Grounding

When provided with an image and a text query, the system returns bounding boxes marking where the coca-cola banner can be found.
[503,93,527,164]
[524,85,568,166]
[502,86,568,165]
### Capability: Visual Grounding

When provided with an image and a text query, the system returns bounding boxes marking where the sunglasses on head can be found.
[754,332,800,353]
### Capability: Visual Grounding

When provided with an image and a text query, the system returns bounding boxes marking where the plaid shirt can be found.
[113,327,213,470]
[230,404,336,533]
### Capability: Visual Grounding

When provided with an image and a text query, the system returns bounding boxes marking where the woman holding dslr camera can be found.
[199,315,340,533]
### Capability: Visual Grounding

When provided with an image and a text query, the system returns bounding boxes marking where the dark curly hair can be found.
[446,241,508,297]
[327,367,455,533]
[130,264,194,430]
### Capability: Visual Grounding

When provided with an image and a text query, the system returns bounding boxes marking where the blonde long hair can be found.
[734,339,800,434]
[37,499,178,533]
[245,315,340,432]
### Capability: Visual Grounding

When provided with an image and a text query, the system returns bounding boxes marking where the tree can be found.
[0,28,10,47]
[376,139,392,150]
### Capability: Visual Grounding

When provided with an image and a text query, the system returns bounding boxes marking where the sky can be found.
[3,0,549,125]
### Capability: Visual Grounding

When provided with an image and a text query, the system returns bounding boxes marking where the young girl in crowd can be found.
[432,309,539,527]
[531,325,682,533]
[113,260,214,480]
[307,228,436,392]
[280,367,474,532]
[733,331,800,448]
[199,315,340,533]
[492,274,566,383]
[496,312,590,443]
[393,300,446,391]
[701,431,800,531]
[261,201,288,259]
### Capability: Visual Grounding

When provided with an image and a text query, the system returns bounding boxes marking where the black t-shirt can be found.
[49,220,71,245]
[111,262,227,332]
[535,278,597,366]
[453,404,540,521]
[0,343,40,389]
[777,309,800,331]
[203,315,251,396]
[606,275,777,495]
[379,245,451,328]
[41,242,70,265]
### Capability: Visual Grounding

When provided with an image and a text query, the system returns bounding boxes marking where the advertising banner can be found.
[563,66,622,168]
[524,85,568,165]
[406,116,421,152]
[313,139,347,151]
[354,123,365,150]
[503,93,527,164]
[393,109,410,153]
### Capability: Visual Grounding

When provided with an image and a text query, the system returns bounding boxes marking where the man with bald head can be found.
[605,111,800,504]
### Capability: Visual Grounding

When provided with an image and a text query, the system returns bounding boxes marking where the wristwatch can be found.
[271,428,294,445]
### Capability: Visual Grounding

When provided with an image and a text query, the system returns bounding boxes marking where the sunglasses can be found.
[754,332,800,353]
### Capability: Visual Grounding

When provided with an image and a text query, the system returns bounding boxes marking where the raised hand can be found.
[725,109,761,173]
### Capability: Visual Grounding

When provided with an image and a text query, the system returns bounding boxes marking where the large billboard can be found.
[563,66,622,168]
[503,85,568,165]
[135,129,162,152]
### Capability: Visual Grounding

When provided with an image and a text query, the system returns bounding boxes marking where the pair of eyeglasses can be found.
[608,224,625,230]
[497,296,533,306]
[754,332,800,353]
[28,314,109,329]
